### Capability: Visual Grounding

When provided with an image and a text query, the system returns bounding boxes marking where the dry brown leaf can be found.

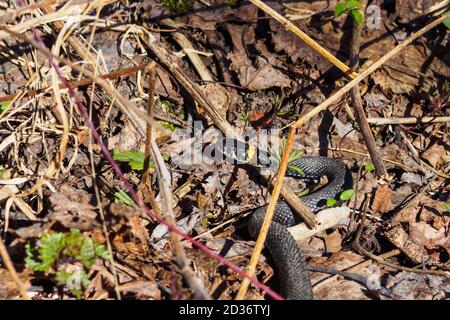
[386,272,449,300]
[0,268,31,299]
[47,189,99,230]
[409,221,450,254]
[309,251,377,300]
[269,20,332,72]
[421,143,446,168]
[226,24,291,90]
[119,280,161,299]
[197,82,229,123]
[384,225,427,264]
[371,185,392,214]
[324,230,342,253]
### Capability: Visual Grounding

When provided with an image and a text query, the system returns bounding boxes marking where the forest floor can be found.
[0,0,448,300]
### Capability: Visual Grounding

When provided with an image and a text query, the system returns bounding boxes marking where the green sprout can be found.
[443,11,450,29]
[25,229,110,298]
[327,189,355,207]
[114,190,134,206]
[160,121,176,132]
[160,0,192,13]
[272,137,305,175]
[202,212,216,228]
[442,203,450,212]
[364,163,375,173]
[238,111,251,124]
[335,0,364,25]
[112,149,169,171]
[0,101,11,113]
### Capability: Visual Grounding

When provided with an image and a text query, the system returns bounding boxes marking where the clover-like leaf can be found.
[340,189,355,201]
[327,198,338,207]
[364,163,375,173]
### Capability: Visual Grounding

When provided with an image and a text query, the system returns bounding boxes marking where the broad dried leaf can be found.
[421,143,446,168]
[324,230,342,253]
[384,225,427,264]
[386,272,449,300]
[226,24,291,90]
[409,221,450,254]
[119,280,161,299]
[371,185,392,214]
[47,188,98,230]
[269,20,332,71]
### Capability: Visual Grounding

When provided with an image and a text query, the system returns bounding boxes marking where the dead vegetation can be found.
[0,0,449,300]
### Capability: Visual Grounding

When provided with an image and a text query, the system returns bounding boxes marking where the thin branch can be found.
[0,63,148,104]
[367,116,450,125]
[349,0,387,176]
[0,236,30,300]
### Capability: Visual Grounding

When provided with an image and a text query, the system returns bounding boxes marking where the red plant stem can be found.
[29,28,284,300]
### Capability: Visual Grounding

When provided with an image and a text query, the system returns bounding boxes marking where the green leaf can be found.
[25,233,66,272]
[94,244,111,261]
[113,150,146,170]
[351,9,364,24]
[443,11,450,29]
[443,203,450,212]
[114,190,134,206]
[79,238,96,268]
[334,2,347,17]
[289,149,304,163]
[327,198,338,207]
[160,121,176,132]
[288,165,305,175]
[340,189,355,201]
[0,101,11,112]
[345,0,361,10]
[113,149,168,171]
[56,269,90,299]
[364,163,375,172]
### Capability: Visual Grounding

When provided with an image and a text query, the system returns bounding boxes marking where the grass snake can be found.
[218,140,349,299]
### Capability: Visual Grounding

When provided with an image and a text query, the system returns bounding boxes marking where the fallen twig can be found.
[367,116,450,125]
[0,236,30,300]
[349,0,387,177]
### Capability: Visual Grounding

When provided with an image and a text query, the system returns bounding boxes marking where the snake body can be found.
[247,156,348,300]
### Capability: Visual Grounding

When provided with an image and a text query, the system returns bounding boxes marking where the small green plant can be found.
[113,150,169,171]
[238,111,251,124]
[202,212,216,228]
[272,137,305,175]
[114,190,134,206]
[0,101,11,112]
[327,189,355,207]
[161,99,185,118]
[25,229,110,298]
[326,198,338,207]
[364,163,375,173]
[443,11,450,28]
[442,203,450,212]
[160,121,176,132]
[160,0,191,13]
[335,0,364,25]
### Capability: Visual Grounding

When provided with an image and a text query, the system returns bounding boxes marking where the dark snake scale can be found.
[248,156,348,300]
